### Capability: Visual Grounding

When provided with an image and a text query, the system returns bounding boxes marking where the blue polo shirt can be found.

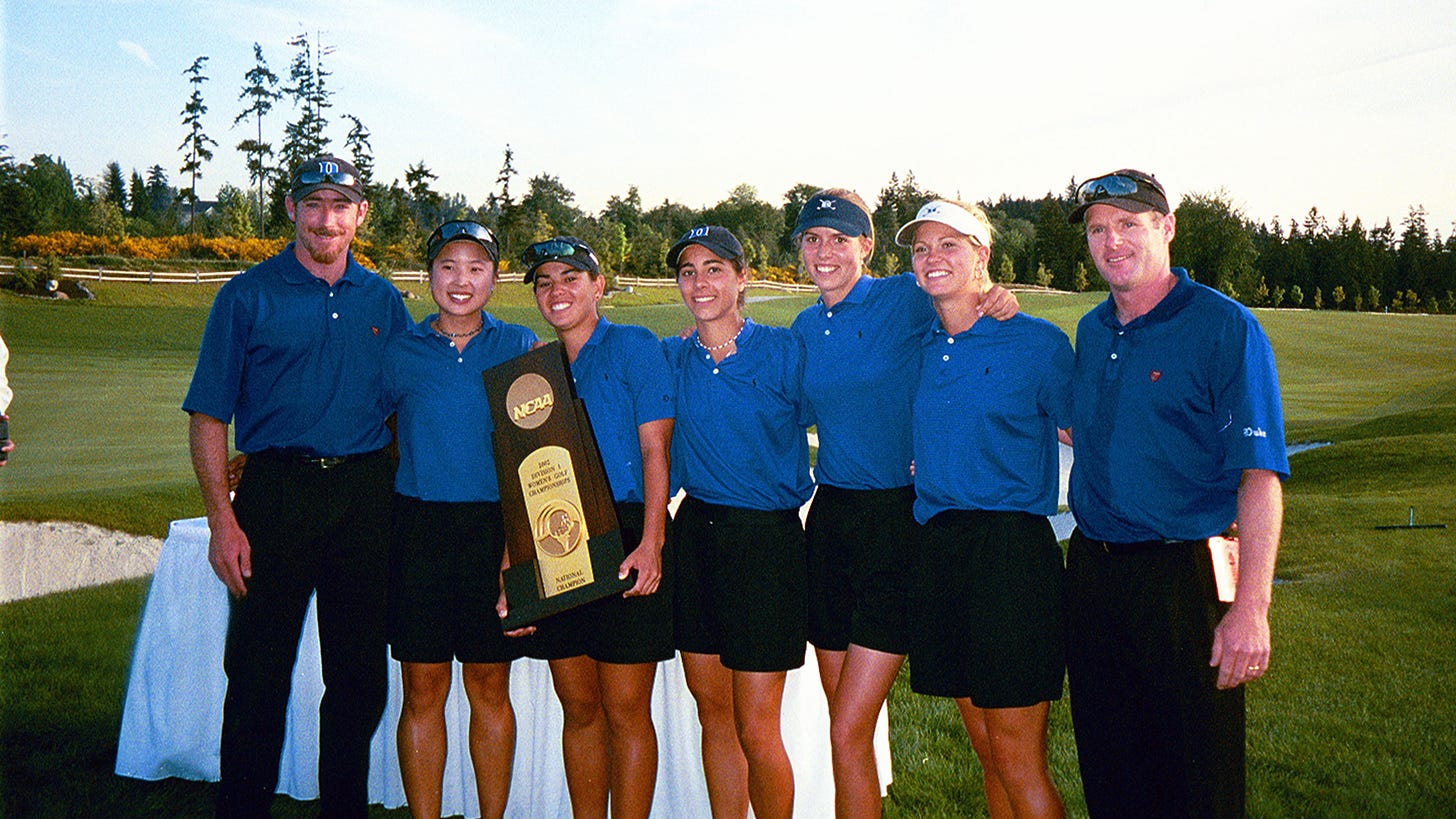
[569,318,675,503]
[383,312,536,502]
[1069,268,1290,542]
[183,244,410,455]
[912,314,1073,523]
[793,272,935,490]
[664,320,813,511]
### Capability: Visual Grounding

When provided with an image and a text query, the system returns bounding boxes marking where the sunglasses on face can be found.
[1075,173,1162,207]
[521,239,598,269]
[293,169,360,189]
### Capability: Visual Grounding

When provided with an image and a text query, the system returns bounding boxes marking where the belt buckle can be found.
[315,456,347,469]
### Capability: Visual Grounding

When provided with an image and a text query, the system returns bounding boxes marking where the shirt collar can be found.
[819,274,872,311]
[689,317,758,353]
[277,242,367,287]
[580,316,612,352]
[1096,267,1196,330]
[411,310,501,340]
[928,313,998,342]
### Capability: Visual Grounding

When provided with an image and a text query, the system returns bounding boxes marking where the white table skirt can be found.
[116,517,891,817]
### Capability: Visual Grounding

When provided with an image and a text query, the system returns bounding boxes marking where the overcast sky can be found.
[6,0,1455,234]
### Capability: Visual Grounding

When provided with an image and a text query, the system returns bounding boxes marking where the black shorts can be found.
[805,484,917,655]
[387,495,522,665]
[673,495,807,673]
[908,510,1065,708]
[525,503,674,665]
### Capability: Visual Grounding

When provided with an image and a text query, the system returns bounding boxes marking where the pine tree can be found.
[178,56,218,232]
[342,115,374,187]
[489,145,519,252]
[234,43,281,238]
[281,32,333,164]
[102,161,128,211]
[1035,261,1053,288]
[128,171,148,219]
[405,161,443,229]
[273,31,335,227]
[998,254,1015,284]
[145,164,175,223]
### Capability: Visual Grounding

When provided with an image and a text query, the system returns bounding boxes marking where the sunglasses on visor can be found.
[429,220,497,248]
[521,238,598,269]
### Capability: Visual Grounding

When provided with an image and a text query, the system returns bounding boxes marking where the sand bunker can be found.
[0,521,163,603]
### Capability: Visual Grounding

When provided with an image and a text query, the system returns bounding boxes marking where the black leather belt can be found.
[251,447,381,470]
[1074,529,1203,555]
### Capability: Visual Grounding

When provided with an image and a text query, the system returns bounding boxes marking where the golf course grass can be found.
[2,279,1453,816]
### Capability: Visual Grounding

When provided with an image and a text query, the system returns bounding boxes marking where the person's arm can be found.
[189,412,251,597]
[978,284,1020,321]
[0,413,12,465]
[620,417,673,597]
[1209,468,1282,689]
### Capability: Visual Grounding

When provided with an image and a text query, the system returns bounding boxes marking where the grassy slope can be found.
[3,283,1455,815]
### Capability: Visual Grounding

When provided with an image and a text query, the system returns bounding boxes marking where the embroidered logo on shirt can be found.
[371,326,380,336]
[1149,370,1162,382]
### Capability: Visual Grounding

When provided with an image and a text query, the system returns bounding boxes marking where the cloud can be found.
[118,40,155,68]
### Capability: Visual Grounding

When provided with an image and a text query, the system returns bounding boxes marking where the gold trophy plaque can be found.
[484,343,630,629]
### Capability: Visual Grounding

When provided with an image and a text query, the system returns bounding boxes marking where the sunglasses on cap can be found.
[293,169,360,189]
[1074,172,1164,207]
[426,221,499,263]
[521,238,599,271]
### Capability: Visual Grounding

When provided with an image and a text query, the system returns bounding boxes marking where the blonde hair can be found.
[950,199,995,248]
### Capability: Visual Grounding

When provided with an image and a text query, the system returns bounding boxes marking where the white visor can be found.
[894,200,992,248]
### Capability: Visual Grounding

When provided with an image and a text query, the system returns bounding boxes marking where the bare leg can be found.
[599,661,660,819]
[461,661,515,819]
[830,646,903,818]
[815,646,846,704]
[957,698,1064,819]
[549,654,609,819]
[397,662,452,819]
[682,651,748,819]
[733,669,793,819]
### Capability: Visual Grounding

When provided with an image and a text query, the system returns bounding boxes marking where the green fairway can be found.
[2,280,1454,816]
[0,279,810,534]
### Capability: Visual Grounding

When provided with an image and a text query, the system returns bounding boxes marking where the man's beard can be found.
[302,230,346,265]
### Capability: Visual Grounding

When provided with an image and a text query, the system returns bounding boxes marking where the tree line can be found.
[2,36,1453,313]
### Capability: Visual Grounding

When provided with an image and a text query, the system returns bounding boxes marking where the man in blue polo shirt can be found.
[1065,169,1289,819]
[184,156,409,818]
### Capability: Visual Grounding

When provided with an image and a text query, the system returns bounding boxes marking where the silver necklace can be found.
[697,320,745,353]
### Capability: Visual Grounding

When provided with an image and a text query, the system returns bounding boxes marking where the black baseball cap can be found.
[289,156,365,204]
[521,236,600,283]
[425,221,499,266]
[666,225,745,269]
[1068,169,1169,223]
